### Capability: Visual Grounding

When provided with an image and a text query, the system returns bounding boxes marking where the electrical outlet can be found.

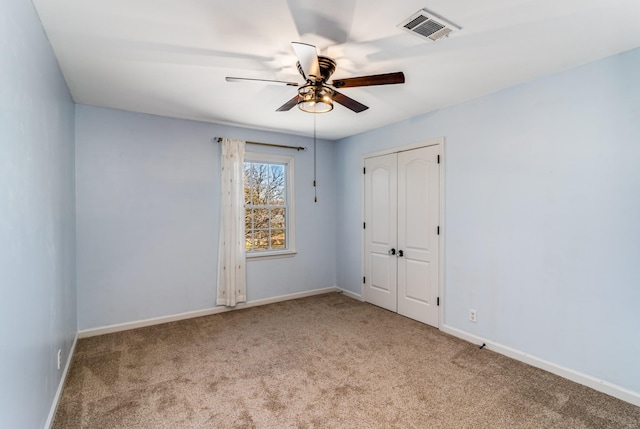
[469,309,477,323]
[57,349,62,370]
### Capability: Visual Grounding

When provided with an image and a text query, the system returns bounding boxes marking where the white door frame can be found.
[361,137,446,328]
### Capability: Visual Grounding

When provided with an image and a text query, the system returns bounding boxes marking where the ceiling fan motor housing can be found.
[297,56,337,83]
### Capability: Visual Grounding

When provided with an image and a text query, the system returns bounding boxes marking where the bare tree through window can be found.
[244,161,287,252]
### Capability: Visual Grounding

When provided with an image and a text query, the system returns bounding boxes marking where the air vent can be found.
[398,8,461,42]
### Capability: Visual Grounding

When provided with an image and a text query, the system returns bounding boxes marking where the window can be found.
[243,153,295,258]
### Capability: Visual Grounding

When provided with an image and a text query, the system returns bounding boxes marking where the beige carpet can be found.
[54,292,640,428]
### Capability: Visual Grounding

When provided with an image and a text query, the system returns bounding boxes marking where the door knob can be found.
[388,248,396,255]
[398,250,404,257]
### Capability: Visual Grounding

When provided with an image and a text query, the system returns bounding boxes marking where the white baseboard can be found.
[338,287,364,301]
[441,324,640,407]
[78,287,340,338]
[45,333,78,429]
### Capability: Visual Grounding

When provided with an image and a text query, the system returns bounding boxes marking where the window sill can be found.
[246,251,297,261]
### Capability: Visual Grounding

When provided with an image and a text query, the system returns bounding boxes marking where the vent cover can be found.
[398,8,461,42]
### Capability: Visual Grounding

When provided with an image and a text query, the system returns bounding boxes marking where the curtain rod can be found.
[211,137,307,151]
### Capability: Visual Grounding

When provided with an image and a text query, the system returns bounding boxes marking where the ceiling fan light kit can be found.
[298,84,334,113]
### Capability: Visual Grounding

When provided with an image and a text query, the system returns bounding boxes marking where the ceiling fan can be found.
[226,42,405,114]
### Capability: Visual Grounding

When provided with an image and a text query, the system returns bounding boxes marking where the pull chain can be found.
[313,114,317,203]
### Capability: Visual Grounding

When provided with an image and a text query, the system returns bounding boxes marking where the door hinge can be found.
[437,226,440,235]
[437,154,440,164]
[363,167,366,174]
[363,276,366,284]
[437,297,440,306]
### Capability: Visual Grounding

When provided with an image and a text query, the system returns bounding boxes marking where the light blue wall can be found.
[75,105,336,330]
[336,48,640,394]
[0,0,77,427]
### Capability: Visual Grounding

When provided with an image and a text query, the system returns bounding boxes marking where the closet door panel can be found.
[363,154,398,312]
[397,146,440,327]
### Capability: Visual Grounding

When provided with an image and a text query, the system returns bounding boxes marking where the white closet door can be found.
[363,153,398,312]
[397,146,440,326]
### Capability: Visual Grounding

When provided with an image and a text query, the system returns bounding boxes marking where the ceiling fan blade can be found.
[332,72,405,88]
[291,42,320,80]
[276,95,301,112]
[226,77,299,86]
[333,91,368,113]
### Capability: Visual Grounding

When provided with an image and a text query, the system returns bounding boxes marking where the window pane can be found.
[249,163,262,205]
[270,229,286,249]
[243,163,253,205]
[245,209,253,231]
[256,164,269,205]
[245,230,253,252]
[268,165,285,205]
[253,208,269,229]
[270,208,285,228]
[270,185,285,205]
[254,230,269,251]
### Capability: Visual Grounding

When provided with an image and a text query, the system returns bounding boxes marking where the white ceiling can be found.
[32,0,640,140]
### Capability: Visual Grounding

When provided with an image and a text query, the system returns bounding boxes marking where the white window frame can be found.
[244,152,296,260]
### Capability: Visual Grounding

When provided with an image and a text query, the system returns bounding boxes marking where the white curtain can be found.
[217,138,247,307]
